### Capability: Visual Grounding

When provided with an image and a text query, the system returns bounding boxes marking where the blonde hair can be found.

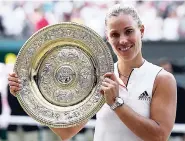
[105,4,142,27]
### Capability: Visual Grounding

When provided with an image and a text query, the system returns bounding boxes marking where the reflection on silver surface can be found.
[14,22,114,128]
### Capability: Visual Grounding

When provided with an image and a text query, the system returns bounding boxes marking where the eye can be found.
[125,29,134,35]
[110,32,120,38]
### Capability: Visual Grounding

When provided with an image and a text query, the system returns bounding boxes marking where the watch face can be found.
[110,97,124,110]
[116,97,124,104]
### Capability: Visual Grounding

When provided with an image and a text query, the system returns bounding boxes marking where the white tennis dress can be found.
[93,60,162,141]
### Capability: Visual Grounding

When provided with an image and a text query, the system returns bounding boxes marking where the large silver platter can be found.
[14,22,114,128]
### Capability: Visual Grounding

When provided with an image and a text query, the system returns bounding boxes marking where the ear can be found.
[140,25,145,38]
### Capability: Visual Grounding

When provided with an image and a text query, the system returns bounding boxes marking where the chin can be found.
[118,55,134,62]
[123,57,134,62]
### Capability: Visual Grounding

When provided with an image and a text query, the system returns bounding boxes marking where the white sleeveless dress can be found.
[93,60,162,141]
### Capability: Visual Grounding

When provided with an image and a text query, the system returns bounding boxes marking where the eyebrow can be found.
[124,26,133,30]
[109,26,133,33]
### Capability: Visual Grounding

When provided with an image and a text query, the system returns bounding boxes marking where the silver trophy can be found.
[14,22,114,128]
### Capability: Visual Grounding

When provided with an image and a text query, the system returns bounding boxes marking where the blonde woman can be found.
[8,4,177,141]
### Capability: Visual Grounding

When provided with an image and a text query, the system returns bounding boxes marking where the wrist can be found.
[110,97,124,110]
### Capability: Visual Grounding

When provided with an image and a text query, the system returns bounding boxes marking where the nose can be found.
[119,34,127,45]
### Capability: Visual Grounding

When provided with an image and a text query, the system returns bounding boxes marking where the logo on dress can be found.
[138,91,151,101]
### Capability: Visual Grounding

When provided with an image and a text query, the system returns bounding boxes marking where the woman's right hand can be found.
[8,72,21,96]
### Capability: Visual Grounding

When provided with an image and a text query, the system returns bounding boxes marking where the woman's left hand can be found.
[100,72,120,106]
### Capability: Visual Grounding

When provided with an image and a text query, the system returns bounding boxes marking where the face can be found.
[106,14,144,61]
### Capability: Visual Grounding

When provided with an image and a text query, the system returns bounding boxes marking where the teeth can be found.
[120,47,131,51]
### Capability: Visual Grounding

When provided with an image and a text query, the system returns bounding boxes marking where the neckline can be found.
[116,59,146,77]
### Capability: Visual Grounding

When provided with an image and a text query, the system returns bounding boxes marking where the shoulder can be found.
[156,69,176,86]
[153,69,177,96]
[144,59,176,86]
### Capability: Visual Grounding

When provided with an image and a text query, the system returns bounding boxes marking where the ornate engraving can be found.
[58,48,79,61]
[55,66,75,85]
[14,22,114,128]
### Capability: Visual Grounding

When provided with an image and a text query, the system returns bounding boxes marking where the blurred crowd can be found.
[0,1,185,41]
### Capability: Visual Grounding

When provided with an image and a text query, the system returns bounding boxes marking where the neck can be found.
[117,54,144,77]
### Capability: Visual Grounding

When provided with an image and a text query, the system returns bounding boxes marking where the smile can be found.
[119,46,132,52]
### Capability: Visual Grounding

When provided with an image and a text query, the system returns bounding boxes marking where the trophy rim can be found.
[14,22,114,128]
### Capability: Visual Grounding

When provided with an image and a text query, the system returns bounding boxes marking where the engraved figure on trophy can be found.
[53,89,77,106]
[37,63,53,94]
[58,47,79,62]
[55,66,76,85]
[79,68,92,88]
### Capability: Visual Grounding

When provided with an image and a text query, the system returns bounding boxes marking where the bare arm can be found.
[114,70,177,141]
[50,121,87,140]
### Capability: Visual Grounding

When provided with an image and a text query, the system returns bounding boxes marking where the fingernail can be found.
[18,79,21,83]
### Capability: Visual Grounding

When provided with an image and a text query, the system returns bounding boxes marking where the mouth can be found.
[118,45,133,52]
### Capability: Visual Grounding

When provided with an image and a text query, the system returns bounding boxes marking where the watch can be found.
[110,97,124,110]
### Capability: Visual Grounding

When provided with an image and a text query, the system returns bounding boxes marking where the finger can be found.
[10,86,20,96]
[9,81,21,88]
[100,85,109,92]
[103,78,127,91]
[8,77,20,83]
[103,77,116,85]
[9,72,18,77]
[102,81,113,87]
[104,72,118,82]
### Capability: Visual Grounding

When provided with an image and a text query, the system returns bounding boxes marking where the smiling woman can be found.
[8,3,177,141]
[96,4,176,141]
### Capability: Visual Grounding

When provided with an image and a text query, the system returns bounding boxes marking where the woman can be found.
[8,4,176,141]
